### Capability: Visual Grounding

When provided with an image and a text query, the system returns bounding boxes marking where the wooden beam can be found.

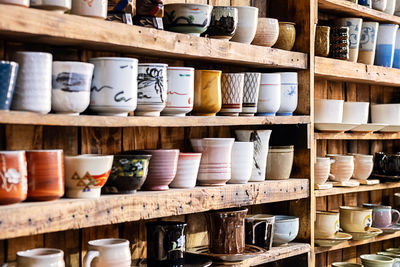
[315,132,400,140]
[315,182,400,197]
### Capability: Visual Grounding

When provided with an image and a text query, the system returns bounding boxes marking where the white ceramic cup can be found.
[315,157,332,185]
[30,0,71,13]
[375,24,399,68]
[11,52,52,114]
[14,248,65,267]
[230,6,259,44]
[71,0,107,19]
[89,57,138,116]
[276,72,298,116]
[169,152,201,188]
[327,154,355,182]
[229,141,253,184]
[371,104,400,124]
[352,154,373,180]
[342,101,369,124]
[358,22,379,65]
[241,72,261,116]
[51,61,94,115]
[314,99,344,123]
[384,0,396,14]
[83,238,131,267]
[373,0,387,11]
[0,0,29,6]
[315,211,340,239]
[256,73,281,116]
[162,67,194,117]
[335,18,363,62]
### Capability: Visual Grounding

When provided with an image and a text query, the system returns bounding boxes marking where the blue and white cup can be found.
[0,61,18,110]
[375,24,399,67]
[392,28,400,68]
[358,22,379,65]
[276,72,298,116]
[335,18,363,62]
[256,73,280,116]
[358,0,372,7]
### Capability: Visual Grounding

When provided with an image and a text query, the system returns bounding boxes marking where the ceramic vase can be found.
[358,22,379,65]
[245,214,275,251]
[359,0,372,7]
[89,57,138,116]
[204,6,238,40]
[162,67,194,117]
[16,248,65,267]
[0,151,27,205]
[220,73,244,116]
[327,154,354,182]
[252,18,279,47]
[314,157,331,185]
[230,6,258,44]
[276,72,298,116]
[375,24,399,67]
[52,61,94,115]
[352,154,373,180]
[315,26,330,57]
[169,152,201,188]
[192,70,222,116]
[71,0,108,19]
[0,0,29,6]
[235,130,272,182]
[330,27,350,60]
[373,0,387,10]
[30,0,71,13]
[335,18,363,62]
[228,142,253,184]
[384,0,396,14]
[273,215,299,245]
[0,61,18,110]
[274,22,296,51]
[256,73,281,116]
[240,72,261,116]
[11,52,52,114]
[83,239,131,267]
[392,28,400,68]
[266,146,294,180]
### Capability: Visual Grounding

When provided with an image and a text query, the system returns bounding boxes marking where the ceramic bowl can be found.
[273,215,299,245]
[314,157,331,185]
[230,6,258,44]
[266,146,293,180]
[314,99,344,123]
[327,154,354,182]
[342,102,370,124]
[163,3,213,36]
[169,152,201,188]
[276,72,298,116]
[229,141,253,184]
[0,61,18,110]
[361,254,397,267]
[0,0,29,6]
[315,211,340,238]
[252,18,279,47]
[274,22,296,51]
[340,206,373,232]
[352,154,373,180]
[371,104,400,124]
[204,6,238,40]
[30,0,71,13]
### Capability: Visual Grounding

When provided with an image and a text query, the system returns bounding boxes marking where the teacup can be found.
[230,6,258,44]
[83,238,131,267]
[15,248,65,267]
[240,72,261,116]
[315,211,340,238]
[245,214,275,250]
[352,154,373,180]
[363,204,400,228]
[340,206,372,232]
[256,73,281,116]
[327,154,354,182]
[220,73,244,116]
[375,24,399,67]
[204,6,238,40]
[71,0,108,19]
[335,18,363,62]
[314,157,331,185]
[192,70,222,116]
[0,151,27,205]
[169,152,201,188]
[361,254,400,267]
[0,61,18,110]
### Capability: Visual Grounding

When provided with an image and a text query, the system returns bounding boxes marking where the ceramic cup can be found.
[371,104,400,125]
[30,0,71,13]
[276,72,298,116]
[363,204,400,228]
[315,211,340,238]
[358,22,379,65]
[229,141,253,184]
[373,0,387,11]
[342,101,370,124]
[384,0,396,14]
[245,214,275,251]
[266,146,294,180]
[392,28,400,68]
[359,0,372,7]
[330,27,350,60]
[83,238,131,267]
[15,248,65,267]
[340,206,372,232]
[89,57,138,116]
[352,154,373,180]
[375,24,399,67]
[12,52,52,114]
[64,154,113,198]
[273,215,299,245]
[374,152,400,176]
[192,70,222,116]
[230,6,258,44]
[396,0,400,15]
[71,0,108,19]
[316,26,331,57]
[361,254,399,267]
[162,67,194,117]
[207,208,248,254]
[240,72,261,116]
[314,99,344,123]
[26,150,64,201]
[256,73,281,116]
[335,18,363,62]
[204,6,238,40]
[220,73,244,116]
[51,61,94,115]
[235,130,272,182]
[327,154,354,182]
[0,61,18,110]
[252,18,279,47]
[0,151,27,205]
[0,0,29,6]
[169,152,201,188]
[315,157,331,185]
[274,22,296,51]
[146,221,187,266]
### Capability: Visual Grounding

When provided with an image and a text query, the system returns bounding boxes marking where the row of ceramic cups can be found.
[333,253,400,267]
[348,0,400,16]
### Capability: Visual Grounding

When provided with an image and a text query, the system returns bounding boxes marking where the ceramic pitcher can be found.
[0,61,18,110]
[335,18,363,62]
[358,22,379,65]
[83,238,131,267]
[375,24,399,67]
[192,70,222,116]
[0,151,27,205]
[240,72,261,116]
[220,73,244,116]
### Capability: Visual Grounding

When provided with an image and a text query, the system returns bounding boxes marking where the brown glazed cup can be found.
[207,207,248,254]
[26,150,64,201]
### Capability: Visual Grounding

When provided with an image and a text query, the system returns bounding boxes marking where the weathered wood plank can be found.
[315,132,400,140]
[315,183,400,197]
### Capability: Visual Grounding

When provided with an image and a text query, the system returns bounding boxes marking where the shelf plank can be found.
[315,182,400,197]
[0,179,309,240]
[0,111,310,127]
[0,4,307,69]
[318,0,400,24]
[315,57,400,87]
[314,132,400,140]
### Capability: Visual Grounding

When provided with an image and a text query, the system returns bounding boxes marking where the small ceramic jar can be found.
[315,26,330,57]
[352,154,373,180]
[335,18,363,62]
[71,0,108,19]
[358,22,379,65]
[314,157,331,185]
[327,154,354,182]
[256,73,281,116]
[220,73,244,116]
[276,72,298,116]
[274,22,296,51]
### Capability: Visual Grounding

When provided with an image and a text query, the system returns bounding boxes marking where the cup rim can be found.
[88,238,129,248]
[279,21,296,26]
[88,57,139,62]
[340,206,372,212]
[167,66,195,71]
[363,203,391,209]
[0,150,25,154]
[65,154,113,160]
[316,211,339,216]
[231,5,258,10]
[360,254,394,262]
[15,51,52,56]
[195,69,222,73]
[164,3,212,8]
[274,215,299,222]
[17,248,63,259]
[0,60,18,66]
[26,149,63,152]
[113,154,152,159]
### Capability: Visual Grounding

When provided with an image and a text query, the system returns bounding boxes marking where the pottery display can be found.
[276,72,298,116]
[330,27,350,60]
[315,211,340,239]
[169,152,201,188]
[340,206,372,232]
[83,238,131,267]
[352,154,373,180]
[0,151,27,205]
[0,0,28,6]
[342,102,369,124]
[230,6,258,44]
[361,254,399,267]
[204,6,238,40]
[11,52,52,114]
[256,73,281,116]
[273,215,299,245]
[316,26,330,57]
[332,263,363,267]
[252,18,279,47]
[235,130,272,182]
[384,0,396,14]
[371,104,400,124]
[375,24,399,67]
[359,0,372,6]
[374,152,400,176]
[109,154,151,193]
[327,154,354,182]
[241,72,261,116]
[15,248,65,267]
[373,0,388,10]
[315,157,332,185]
[274,22,296,51]
[363,204,400,228]
[89,57,138,116]
[51,61,94,115]
[245,214,275,250]
[266,146,294,180]
[163,3,213,36]
[392,28,400,68]
[192,70,222,116]
[229,142,253,184]
[71,0,108,19]
[335,18,363,62]
[162,67,194,117]
[220,73,244,116]
[314,99,344,123]
[358,22,379,65]
[0,61,18,110]
[30,0,71,13]
[207,208,248,254]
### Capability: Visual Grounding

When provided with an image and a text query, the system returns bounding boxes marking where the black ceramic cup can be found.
[374,152,400,176]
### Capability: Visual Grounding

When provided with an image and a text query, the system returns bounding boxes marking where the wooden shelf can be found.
[0,5,307,69]
[315,182,400,197]
[315,57,400,87]
[0,179,309,240]
[318,0,400,24]
[314,132,400,140]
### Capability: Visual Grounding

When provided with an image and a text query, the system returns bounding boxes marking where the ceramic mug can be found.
[245,214,275,251]
[373,0,388,11]
[30,0,71,13]
[71,0,108,19]
[358,22,379,65]
[315,211,340,238]
[256,73,281,116]
[0,61,18,110]
[339,206,372,232]
[204,6,238,40]
[230,6,258,44]
[375,24,399,67]
[0,0,29,6]
[361,254,400,267]
[315,26,330,57]
[220,73,244,116]
[392,28,400,69]
[229,141,253,184]
[89,57,138,116]
[240,72,261,116]
[192,70,222,116]
[12,52,52,114]
[266,146,294,180]
[169,152,201,188]
[274,22,296,51]
[330,27,350,60]
[335,18,363,62]
[0,151,27,205]
[363,204,400,228]
[276,72,298,116]
[83,238,131,267]
[9,248,65,267]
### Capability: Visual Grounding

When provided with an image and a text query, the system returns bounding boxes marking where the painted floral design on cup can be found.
[70,170,111,192]
[360,26,376,49]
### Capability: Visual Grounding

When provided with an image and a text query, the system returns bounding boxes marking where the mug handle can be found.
[83,250,100,267]
[392,209,400,225]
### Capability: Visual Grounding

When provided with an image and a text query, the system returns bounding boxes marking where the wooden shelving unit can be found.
[315,182,400,197]
[314,132,400,140]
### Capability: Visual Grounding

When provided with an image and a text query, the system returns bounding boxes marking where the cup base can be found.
[255,112,276,116]
[55,112,80,116]
[66,188,101,199]
[135,111,161,117]
[142,185,169,191]
[276,112,293,116]
[239,113,255,117]
[219,112,239,116]
[97,112,129,117]
[191,113,217,116]
[117,189,137,194]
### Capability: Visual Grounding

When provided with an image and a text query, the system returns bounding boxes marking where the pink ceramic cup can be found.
[169,153,201,188]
